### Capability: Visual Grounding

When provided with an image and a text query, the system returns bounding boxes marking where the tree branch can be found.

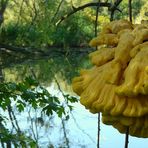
[71,112,96,144]
[94,1,100,37]
[56,2,111,25]
[8,105,20,133]
[0,43,35,54]
[28,108,39,146]
[94,1,101,148]
[61,119,70,148]
[128,0,132,23]
[125,127,129,148]
[110,0,123,21]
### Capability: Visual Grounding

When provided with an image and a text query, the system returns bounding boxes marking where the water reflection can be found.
[0,48,97,147]
[2,48,92,85]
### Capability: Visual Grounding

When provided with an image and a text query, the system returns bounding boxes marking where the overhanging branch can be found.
[56,2,111,25]
[56,1,123,25]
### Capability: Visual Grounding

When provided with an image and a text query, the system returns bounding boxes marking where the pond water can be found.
[0,48,148,148]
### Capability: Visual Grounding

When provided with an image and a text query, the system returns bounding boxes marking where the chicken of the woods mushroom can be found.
[72,20,148,138]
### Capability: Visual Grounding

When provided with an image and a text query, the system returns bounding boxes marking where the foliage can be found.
[3,49,91,85]
[0,122,37,148]
[0,76,78,147]
[0,0,147,48]
[0,76,78,116]
[136,1,148,22]
[0,0,95,48]
[112,0,146,21]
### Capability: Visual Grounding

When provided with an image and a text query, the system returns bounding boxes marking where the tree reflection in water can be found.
[0,48,97,147]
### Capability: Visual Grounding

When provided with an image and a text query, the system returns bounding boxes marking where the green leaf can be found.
[25,76,39,86]
[53,96,60,104]
[29,141,37,148]
[17,103,24,112]
[46,108,53,116]
[57,106,65,118]
[7,83,17,91]
[31,100,38,109]
[68,105,73,111]
[17,83,28,92]
[67,96,78,103]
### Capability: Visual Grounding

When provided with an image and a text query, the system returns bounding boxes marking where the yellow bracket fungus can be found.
[72,19,148,138]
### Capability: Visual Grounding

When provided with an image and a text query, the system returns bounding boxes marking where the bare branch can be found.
[94,2,101,147]
[71,112,96,144]
[110,0,123,21]
[94,1,100,37]
[28,108,39,146]
[8,105,21,134]
[56,2,111,25]
[128,0,132,22]
[125,127,129,148]
[61,119,70,148]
